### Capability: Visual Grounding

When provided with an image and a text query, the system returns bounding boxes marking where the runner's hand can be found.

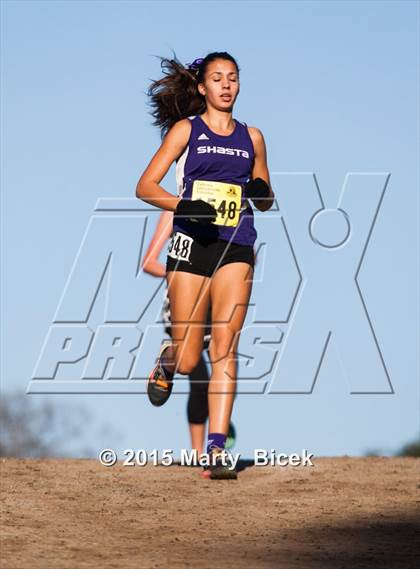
[174,199,217,226]
[244,178,270,200]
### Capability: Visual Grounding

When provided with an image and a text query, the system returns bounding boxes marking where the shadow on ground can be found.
[171,458,255,472]
[241,513,420,569]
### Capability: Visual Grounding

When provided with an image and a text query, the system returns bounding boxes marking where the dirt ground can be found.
[0,457,419,569]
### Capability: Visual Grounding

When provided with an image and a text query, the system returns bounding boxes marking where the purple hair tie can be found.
[186,57,204,71]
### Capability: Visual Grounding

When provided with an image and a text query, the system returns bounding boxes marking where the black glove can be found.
[174,198,217,226]
[244,177,270,200]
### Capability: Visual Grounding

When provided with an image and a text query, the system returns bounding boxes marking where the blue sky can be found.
[1,0,419,457]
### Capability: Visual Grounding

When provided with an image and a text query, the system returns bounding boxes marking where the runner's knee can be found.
[177,352,203,375]
[208,331,237,362]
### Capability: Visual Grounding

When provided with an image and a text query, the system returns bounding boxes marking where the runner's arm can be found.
[141,210,173,277]
[136,120,191,211]
[248,127,275,212]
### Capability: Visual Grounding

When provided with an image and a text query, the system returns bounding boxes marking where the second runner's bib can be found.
[191,179,242,227]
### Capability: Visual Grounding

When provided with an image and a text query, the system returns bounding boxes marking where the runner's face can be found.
[198,59,239,110]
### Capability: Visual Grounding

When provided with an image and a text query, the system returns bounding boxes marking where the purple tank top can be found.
[173,115,257,247]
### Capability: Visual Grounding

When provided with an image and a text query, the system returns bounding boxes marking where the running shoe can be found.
[207,447,238,480]
[147,341,174,407]
[200,467,212,480]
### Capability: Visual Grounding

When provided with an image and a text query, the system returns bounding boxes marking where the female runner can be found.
[136,51,274,479]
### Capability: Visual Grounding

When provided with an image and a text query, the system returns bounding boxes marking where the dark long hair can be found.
[146,50,240,139]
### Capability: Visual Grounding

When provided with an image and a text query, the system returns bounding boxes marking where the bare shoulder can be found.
[247,126,266,152]
[159,117,192,161]
[165,118,192,145]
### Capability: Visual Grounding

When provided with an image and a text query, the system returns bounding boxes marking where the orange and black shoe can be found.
[147,342,174,407]
[202,447,238,480]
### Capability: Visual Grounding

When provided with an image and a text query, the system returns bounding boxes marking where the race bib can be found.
[191,180,242,227]
[167,231,193,263]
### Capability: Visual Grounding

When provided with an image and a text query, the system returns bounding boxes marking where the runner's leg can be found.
[207,262,253,434]
[187,352,209,454]
[163,270,211,376]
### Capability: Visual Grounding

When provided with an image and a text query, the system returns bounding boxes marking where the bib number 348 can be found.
[192,180,242,227]
[167,232,193,263]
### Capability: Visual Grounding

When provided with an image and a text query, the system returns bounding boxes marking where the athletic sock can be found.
[207,433,227,455]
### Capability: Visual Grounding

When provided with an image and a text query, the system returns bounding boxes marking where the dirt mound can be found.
[1,457,419,568]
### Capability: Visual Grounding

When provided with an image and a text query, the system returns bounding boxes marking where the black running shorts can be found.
[166,231,254,277]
